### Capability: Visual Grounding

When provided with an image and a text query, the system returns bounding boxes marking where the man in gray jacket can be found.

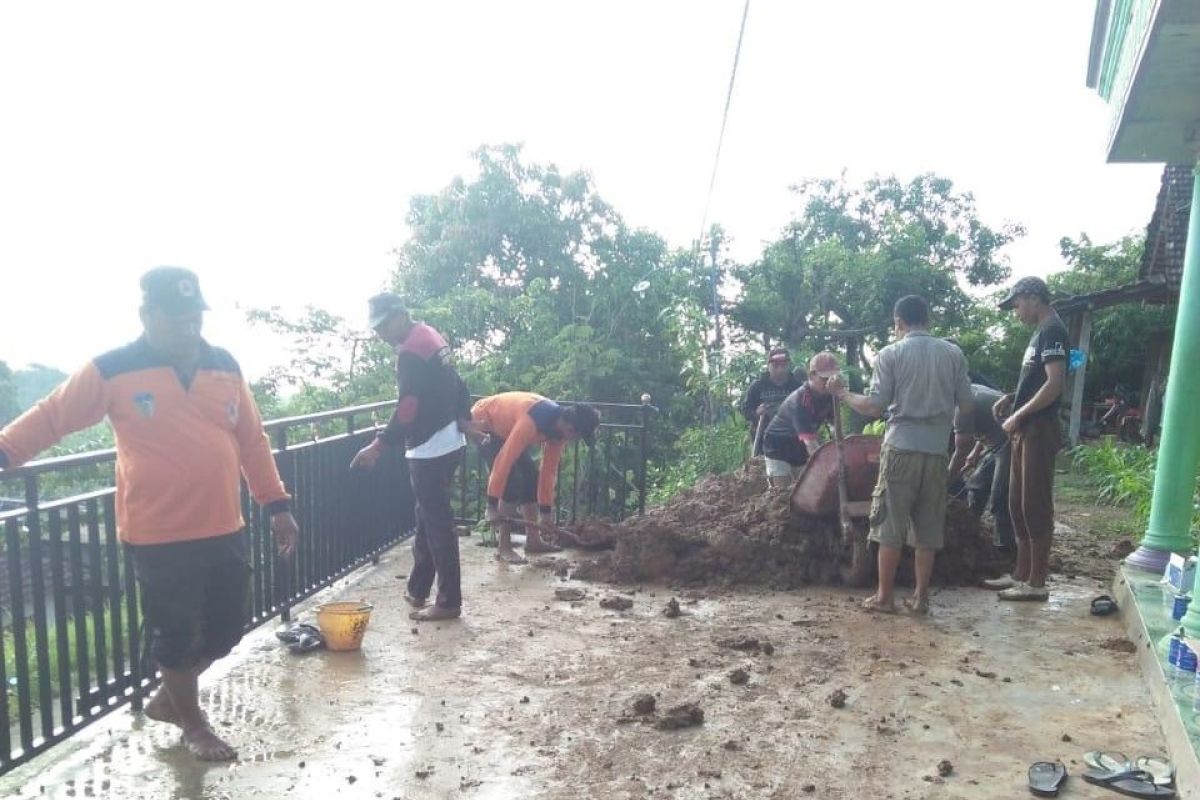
[833,295,972,615]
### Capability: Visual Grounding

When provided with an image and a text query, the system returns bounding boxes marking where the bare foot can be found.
[404,593,427,608]
[523,539,562,554]
[182,725,238,761]
[861,595,896,614]
[409,605,462,622]
[144,689,179,727]
[903,596,930,616]
[496,548,527,565]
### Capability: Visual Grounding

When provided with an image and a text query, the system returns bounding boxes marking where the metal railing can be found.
[0,396,651,773]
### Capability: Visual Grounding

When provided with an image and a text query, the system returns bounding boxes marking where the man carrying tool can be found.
[0,268,299,761]
[948,383,1014,555]
[988,277,1067,602]
[470,391,600,564]
[761,352,840,490]
[741,347,802,462]
[832,295,972,615]
[350,293,471,622]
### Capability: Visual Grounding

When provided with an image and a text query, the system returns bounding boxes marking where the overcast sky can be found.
[0,1,1162,379]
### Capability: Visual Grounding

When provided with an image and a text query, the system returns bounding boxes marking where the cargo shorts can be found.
[868,446,949,550]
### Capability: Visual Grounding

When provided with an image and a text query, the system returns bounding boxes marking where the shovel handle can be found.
[831,408,854,540]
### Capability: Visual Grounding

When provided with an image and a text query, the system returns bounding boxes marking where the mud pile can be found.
[563,464,1007,589]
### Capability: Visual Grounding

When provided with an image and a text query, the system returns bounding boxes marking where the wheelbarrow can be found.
[789,434,882,587]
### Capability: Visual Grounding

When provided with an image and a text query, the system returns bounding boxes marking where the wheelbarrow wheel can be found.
[841,523,874,588]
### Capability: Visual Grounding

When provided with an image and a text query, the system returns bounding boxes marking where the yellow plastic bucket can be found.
[315,601,374,651]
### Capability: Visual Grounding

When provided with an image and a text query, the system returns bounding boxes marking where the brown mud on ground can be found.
[561,465,1008,589]
[0,540,1162,800]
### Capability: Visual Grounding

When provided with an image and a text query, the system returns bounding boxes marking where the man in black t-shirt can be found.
[987,277,1068,602]
[761,352,839,489]
[741,347,803,460]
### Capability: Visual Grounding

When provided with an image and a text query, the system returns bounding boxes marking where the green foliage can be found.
[648,416,748,506]
[730,173,1022,355]
[862,419,886,436]
[1070,440,1157,519]
[1051,235,1174,402]
[13,364,69,412]
[0,360,17,425]
[390,144,727,459]
[3,603,130,703]
[1070,439,1199,543]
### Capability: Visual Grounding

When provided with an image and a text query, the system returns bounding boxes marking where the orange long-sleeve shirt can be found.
[470,392,566,510]
[0,338,290,545]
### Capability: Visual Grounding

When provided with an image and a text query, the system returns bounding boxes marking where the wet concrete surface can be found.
[0,541,1168,799]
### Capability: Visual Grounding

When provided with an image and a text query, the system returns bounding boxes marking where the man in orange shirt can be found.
[470,392,600,564]
[0,268,299,761]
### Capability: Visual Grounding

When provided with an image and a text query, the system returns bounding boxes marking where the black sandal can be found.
[1029,761,1067,796]
[1082,768,1175,798]
[274,622,321,643]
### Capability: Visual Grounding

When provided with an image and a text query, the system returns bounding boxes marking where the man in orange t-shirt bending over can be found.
[470,392,600,564]
[0,268,299,762]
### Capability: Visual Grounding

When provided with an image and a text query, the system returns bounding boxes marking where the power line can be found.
[695,0,751,255]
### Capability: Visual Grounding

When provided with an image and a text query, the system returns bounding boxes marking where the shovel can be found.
[751,413,767,460]
[831,400,854,542]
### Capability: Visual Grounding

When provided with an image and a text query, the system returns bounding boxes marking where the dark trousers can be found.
[1009,415,1062,584]
[966,441,1014,550]
[406,449,463,610]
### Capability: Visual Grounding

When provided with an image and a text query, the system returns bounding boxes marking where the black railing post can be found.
[273,428,293,623]
[638,394,651,516]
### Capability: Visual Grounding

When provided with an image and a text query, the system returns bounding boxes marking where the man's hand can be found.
[756,403,769,417]
[350,439,384,471]
[270,511,300,558]
[963,452,980,472]
[992,394,1013,421]
[1002,412,1022,437]
[826,376,847,398]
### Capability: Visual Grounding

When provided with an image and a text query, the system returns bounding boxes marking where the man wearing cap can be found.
[760,352,841,490]
[741,347,803,461]
[0,268,299,761]
[350,294,471,621]
[831,295,972,615]
[469,392,600,564]
[987,277,1068,602]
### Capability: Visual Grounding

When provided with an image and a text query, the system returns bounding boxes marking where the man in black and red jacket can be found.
[351,293,471,621]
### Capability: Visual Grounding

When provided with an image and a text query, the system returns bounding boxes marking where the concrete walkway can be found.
[0,542,1170,799]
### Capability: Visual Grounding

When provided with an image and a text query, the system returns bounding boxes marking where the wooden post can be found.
[1068,310,1092,447]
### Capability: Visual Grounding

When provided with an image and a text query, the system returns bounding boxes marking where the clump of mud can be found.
[563,463,1005,589]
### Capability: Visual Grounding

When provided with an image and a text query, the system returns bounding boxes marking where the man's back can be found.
[871,332,972,454]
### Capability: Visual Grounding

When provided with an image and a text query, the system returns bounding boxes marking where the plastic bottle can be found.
[1173,594,1192,621]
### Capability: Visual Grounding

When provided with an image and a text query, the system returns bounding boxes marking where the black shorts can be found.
[128,531,250,670]
[478,435,538,505]
[762,432,809,468]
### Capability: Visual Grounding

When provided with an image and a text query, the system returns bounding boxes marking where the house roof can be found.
[1140,165,1193,290]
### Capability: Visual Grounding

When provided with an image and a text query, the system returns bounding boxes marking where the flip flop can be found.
[275,623,321,644]
[1084,750,1130,773]
[1133,757,1175,788]
[287,629,326,653]
[1028,761,1067,797]
[1082,768,1176,798]
[1091,595,1120,616]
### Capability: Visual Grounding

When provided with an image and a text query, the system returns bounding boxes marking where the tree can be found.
[0,360,17,425]
[1050,234,1174,402]
[391,144,715,429]
[730,173,1023,356]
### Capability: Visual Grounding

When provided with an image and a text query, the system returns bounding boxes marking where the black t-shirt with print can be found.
[1014,314,1069,420]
